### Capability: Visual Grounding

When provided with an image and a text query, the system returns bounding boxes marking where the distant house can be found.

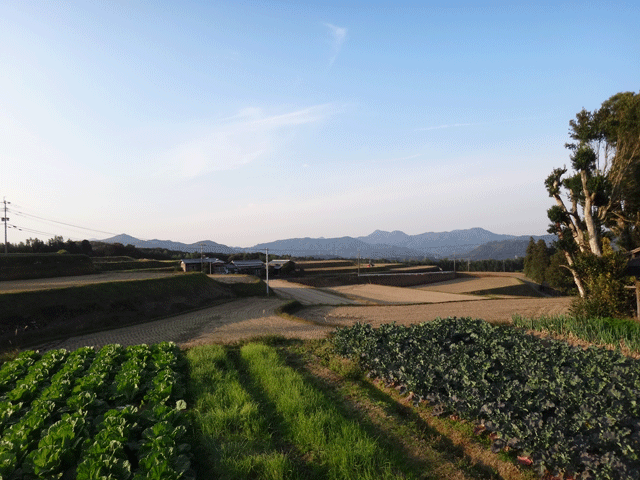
[230,260,266,276]
[268,259,295,276]
[180,258,226,273]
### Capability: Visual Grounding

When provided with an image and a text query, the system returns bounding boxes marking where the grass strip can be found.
[187,340,539,479]
[187,345,297,479]
[239,343,406,480]
[512,314,640,355]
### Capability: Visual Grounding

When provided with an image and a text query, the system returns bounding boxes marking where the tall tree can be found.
[523,237,536,279]
[546,92,639,309]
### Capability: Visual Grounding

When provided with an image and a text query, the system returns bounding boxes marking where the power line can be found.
[8,208,117,236]
[9,224,64,238]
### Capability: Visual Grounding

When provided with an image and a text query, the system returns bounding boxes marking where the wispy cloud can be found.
[324,23,347,66]
[415,122,482,132]
[385,153,422,162]
[163,104,338,178]
[415,115,546,132]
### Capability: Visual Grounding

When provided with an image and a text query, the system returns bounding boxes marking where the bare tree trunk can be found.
[563,250,586,297]
[580,170,603,257]
[551,191,588,252]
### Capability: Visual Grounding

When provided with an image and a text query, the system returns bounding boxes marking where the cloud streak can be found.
[415,122,483,132]
[163,104,338,178]
[415,115,546,132]
[324,23,347,66]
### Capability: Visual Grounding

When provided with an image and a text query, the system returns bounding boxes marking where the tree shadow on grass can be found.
[228,347,330,480]
[276,339,510,480]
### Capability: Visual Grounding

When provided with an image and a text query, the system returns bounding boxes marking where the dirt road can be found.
[38,297,333,351]
[28,273,572,350]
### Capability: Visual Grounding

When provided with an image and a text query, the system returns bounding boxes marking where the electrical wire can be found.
[8,208,117,236]
[8,224,77,239]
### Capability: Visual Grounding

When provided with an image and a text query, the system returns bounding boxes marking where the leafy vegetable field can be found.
[333,318,640,480]
[0,342,192,480]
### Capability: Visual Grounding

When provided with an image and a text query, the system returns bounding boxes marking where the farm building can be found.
[180,258,226,273]
[230,260,266,276]
[268,259,295,275]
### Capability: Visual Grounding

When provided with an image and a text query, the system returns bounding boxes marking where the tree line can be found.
[2,237,94,256]
[1,238,292,263]
[523,238,574,294]
[2,237,193,260]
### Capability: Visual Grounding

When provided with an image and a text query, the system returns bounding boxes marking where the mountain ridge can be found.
[97,228,555,260]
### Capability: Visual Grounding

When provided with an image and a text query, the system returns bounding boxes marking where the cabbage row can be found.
[0,342,193,480]
[333,318,640,480]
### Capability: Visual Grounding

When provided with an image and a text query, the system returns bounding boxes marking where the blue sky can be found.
[1,1,638,247]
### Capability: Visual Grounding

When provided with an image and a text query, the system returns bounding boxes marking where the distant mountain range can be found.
[97,228,555,261]
[95,234,237,255]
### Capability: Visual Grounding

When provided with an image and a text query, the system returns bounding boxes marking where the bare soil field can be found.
[414,273,529,294]
[207,274,259,284]
[268,279,362,305]
[295,296,572,328]
[37,297,332,351]
[0,272,259,293]
[386,265,440,272]
[326,283,484,304]
[17,272,572,349]
[42,293,570,350]
[0,271,178,292]
[302,263,402,273]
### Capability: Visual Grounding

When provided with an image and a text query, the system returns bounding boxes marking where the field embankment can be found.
[0,273,266,350]
[0,254,95,280]
[288,271,454,288]
[92,257,180,272]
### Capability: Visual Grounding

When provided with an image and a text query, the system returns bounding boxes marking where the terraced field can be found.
[414,272,533,295]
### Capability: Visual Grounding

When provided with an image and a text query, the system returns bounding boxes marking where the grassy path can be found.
[186,340,533,480]
[187,343,406,479]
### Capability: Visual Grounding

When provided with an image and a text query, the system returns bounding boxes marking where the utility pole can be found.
[2,198,9,254]
[265,248,269,296]
[199,243,204,273]
[357,249,360,277]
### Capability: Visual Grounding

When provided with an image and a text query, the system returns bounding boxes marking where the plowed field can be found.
[295,296,572,328]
